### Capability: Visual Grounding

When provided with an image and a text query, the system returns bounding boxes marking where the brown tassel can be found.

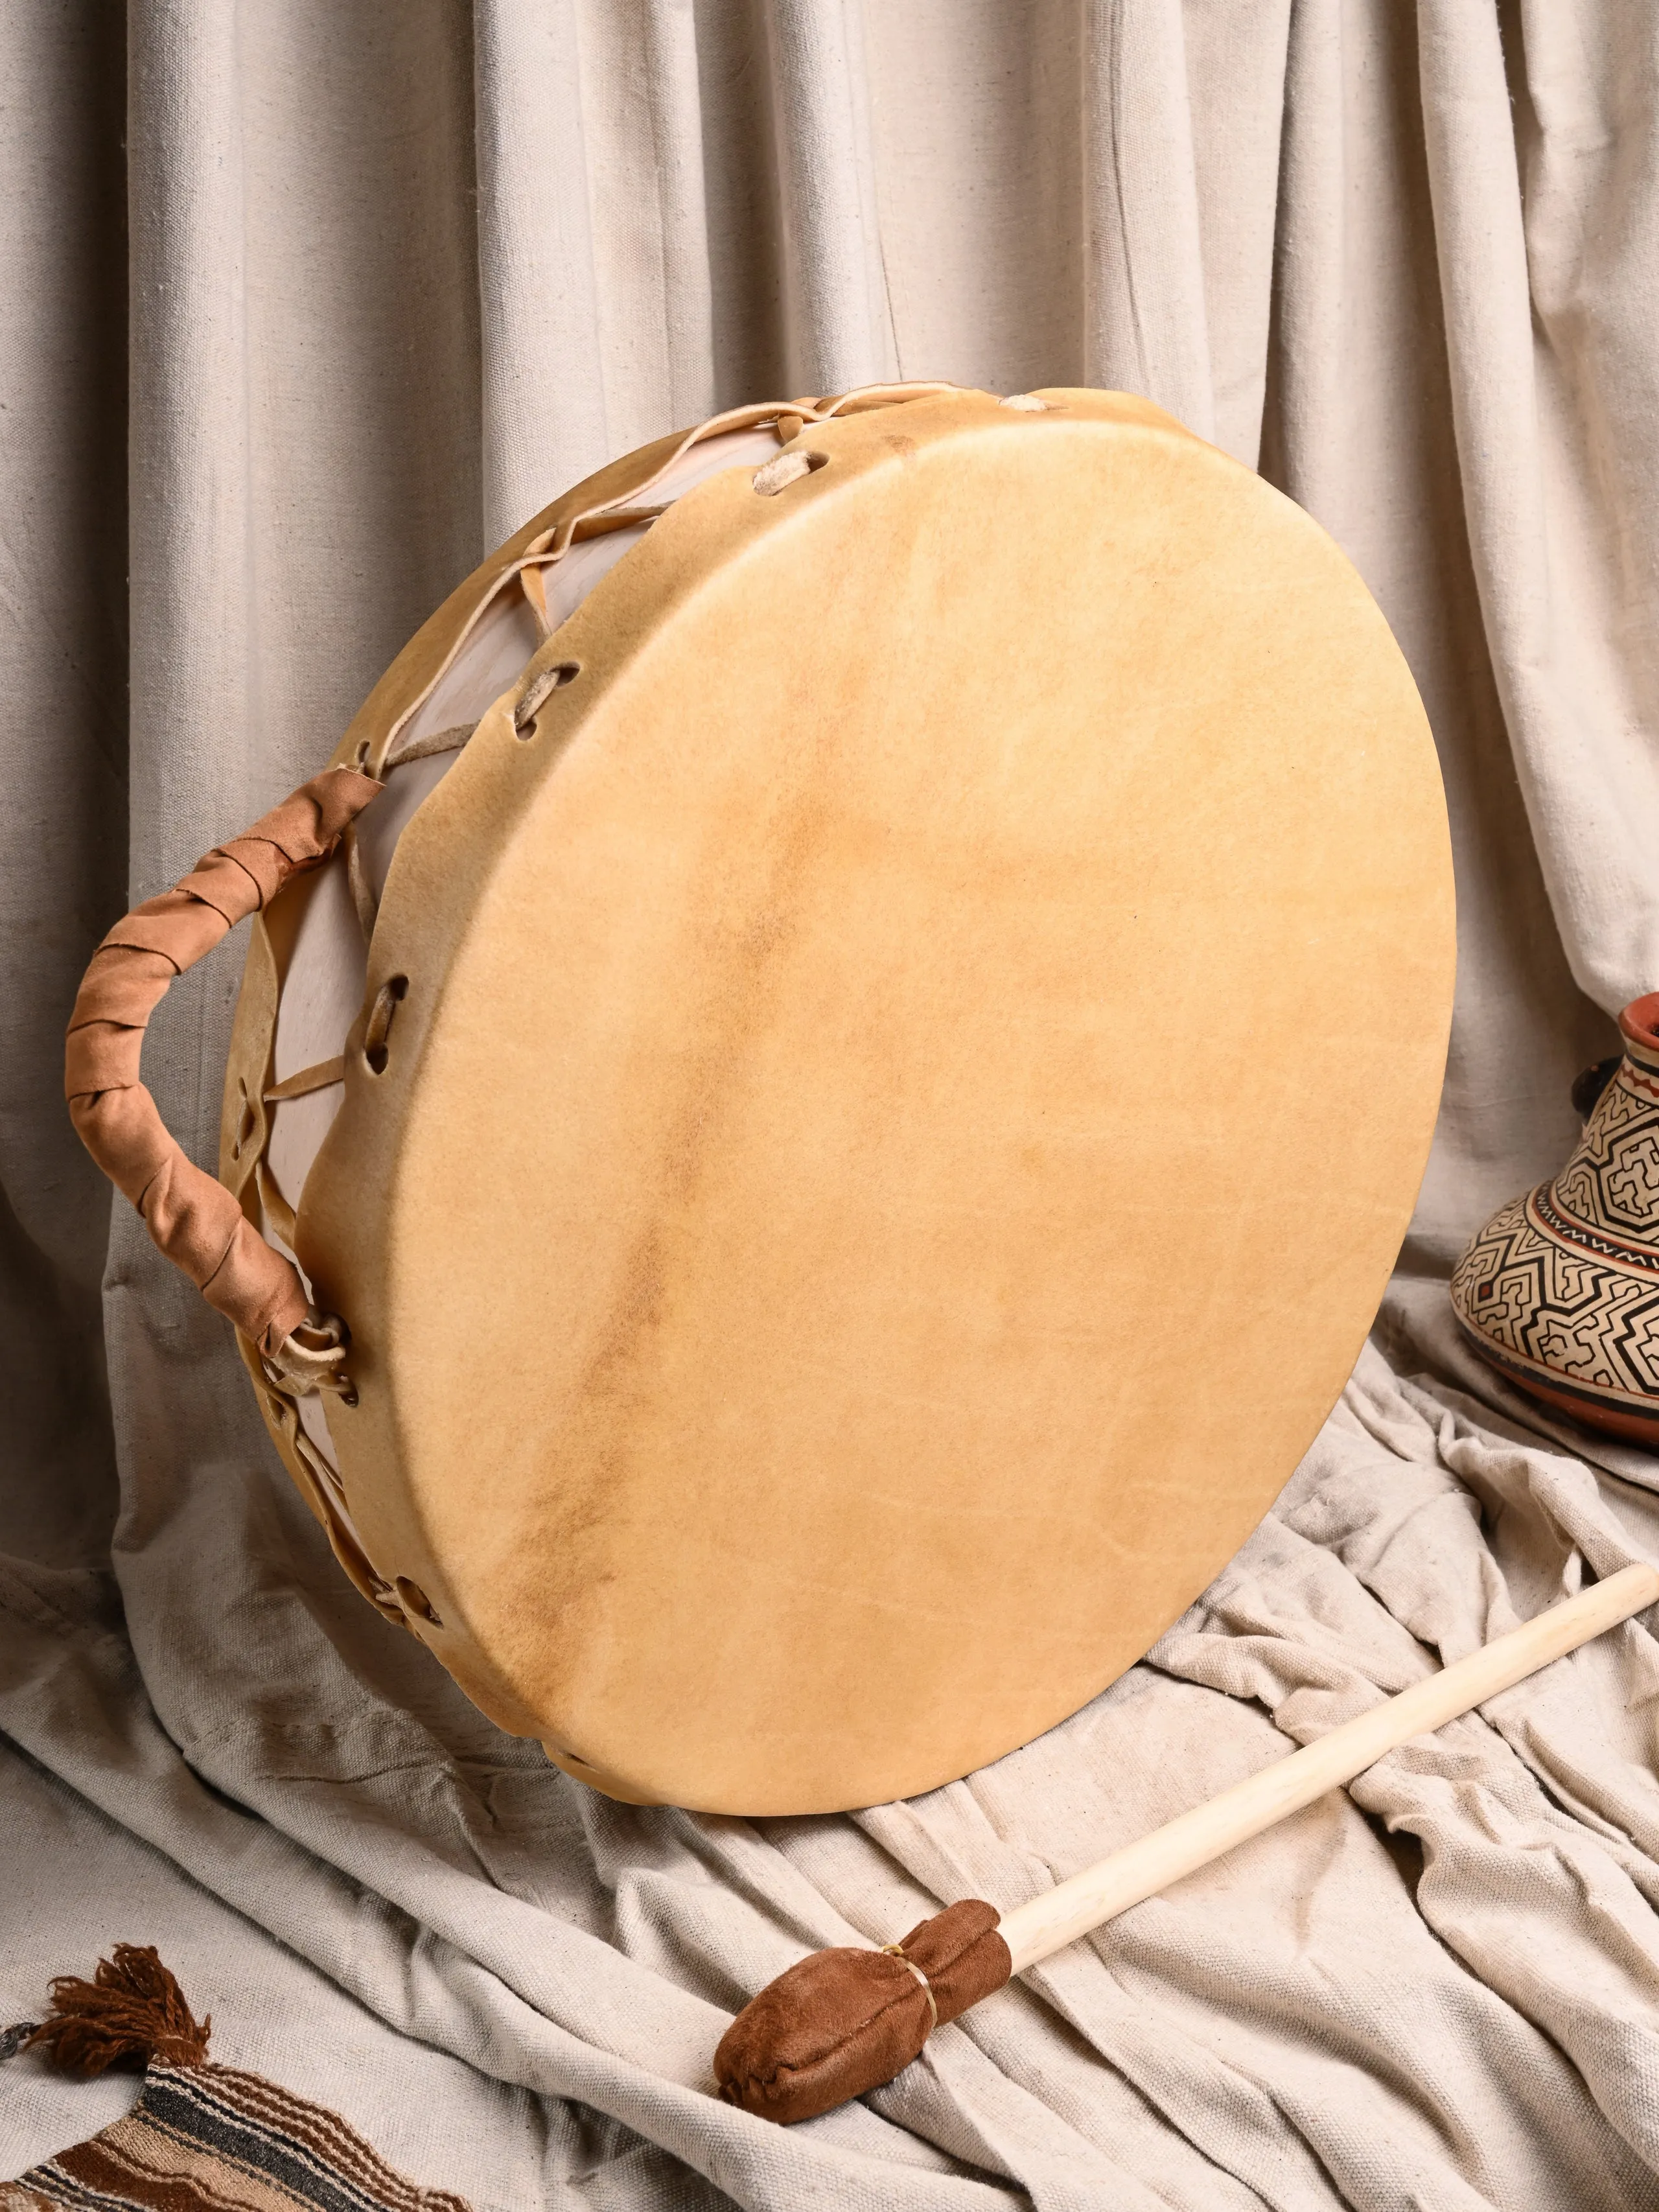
[23,1946,211,2077]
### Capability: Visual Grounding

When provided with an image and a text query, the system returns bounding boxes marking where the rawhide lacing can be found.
[358,384,964,786]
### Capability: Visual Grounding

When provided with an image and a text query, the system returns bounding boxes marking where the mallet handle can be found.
[1000,1562,1659,1973]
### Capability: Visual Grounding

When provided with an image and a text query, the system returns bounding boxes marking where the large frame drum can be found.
[74,383,1454,1813]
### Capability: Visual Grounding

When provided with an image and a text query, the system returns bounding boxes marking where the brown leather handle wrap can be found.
[713,1900,1012,2124]
[65,769,384,1360]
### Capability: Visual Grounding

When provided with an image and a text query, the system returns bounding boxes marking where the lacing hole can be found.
[364,974,408,1075]
[394,1576,443,1627]
[232,1079,257,1160]
[752,450,828,496]
[1000,393,1049,412]
[515,660,580,737]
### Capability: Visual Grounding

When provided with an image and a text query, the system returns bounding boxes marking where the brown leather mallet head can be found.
[714,1900,1012,2124]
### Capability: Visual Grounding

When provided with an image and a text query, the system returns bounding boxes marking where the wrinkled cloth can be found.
[6,3,1659,2209]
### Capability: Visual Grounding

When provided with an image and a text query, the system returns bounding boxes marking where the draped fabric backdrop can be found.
[7,5,1659,2207]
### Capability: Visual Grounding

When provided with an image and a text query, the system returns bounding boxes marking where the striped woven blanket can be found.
[1,1949,469,2212]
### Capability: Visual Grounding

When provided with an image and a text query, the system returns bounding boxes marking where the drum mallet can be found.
[715,1561,1659,2123]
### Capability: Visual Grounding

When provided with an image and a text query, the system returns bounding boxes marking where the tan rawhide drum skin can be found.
[212,383,1453,1815]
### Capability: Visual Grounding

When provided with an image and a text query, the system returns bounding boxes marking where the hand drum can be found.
[72,384,1454,1812]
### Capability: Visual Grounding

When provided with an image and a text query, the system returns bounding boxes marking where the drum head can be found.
[240,388,1453,1813]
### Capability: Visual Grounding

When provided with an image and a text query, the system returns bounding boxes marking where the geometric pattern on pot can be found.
[1451,991,1659,1443]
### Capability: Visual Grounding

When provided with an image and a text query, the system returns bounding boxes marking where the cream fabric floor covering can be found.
[6,4,1659,2206]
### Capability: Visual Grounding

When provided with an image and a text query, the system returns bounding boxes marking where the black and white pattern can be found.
[1452,1038,1659,1425]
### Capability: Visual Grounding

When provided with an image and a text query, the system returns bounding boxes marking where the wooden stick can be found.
[715,1561,1659,2122]
[1001,1559,1659,1970]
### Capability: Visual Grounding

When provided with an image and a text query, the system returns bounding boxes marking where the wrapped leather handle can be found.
[65,768,383,1386]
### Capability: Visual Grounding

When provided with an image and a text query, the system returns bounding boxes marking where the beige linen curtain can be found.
[6,5,1659,2207]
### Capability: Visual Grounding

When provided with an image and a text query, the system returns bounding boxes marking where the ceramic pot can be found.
[1451,993,1659,1443]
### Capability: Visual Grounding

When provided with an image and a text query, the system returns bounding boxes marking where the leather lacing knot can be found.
[878,1941,938,2036]
[261,1307,353,1399]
